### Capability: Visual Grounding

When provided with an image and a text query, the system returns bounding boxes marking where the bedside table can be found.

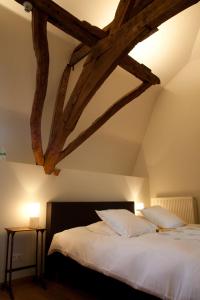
[3,227,46,300]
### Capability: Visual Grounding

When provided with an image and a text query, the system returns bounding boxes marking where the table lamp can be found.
[29,202,40,228]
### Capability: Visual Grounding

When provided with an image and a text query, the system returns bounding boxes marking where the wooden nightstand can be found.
[3,227,46,300]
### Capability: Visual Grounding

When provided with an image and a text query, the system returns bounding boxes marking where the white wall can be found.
[0,160,147,282]
[133,54,200,219]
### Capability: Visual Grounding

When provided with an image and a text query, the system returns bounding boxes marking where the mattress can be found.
[49,224,200,300]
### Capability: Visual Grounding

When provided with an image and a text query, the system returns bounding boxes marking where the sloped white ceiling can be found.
[0,1,199,175]
[130,3,200,85]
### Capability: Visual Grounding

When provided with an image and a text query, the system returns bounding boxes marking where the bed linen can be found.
[49,224,200,300]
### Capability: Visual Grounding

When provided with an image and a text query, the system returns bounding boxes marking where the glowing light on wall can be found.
[28,202,40,228]
[135,202,144,216]
[129,27,164,71]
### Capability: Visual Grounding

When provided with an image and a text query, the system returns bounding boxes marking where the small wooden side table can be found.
[3,227,46,300]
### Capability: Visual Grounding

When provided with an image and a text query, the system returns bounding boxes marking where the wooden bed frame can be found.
[45,201,159,299]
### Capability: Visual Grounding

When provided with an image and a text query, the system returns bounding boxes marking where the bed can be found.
[45,201,200,300]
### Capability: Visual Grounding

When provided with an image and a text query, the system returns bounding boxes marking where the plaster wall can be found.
[0,160,147,282]
[133,56,200,220]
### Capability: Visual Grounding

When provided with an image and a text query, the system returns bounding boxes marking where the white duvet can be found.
[49,224,200,300]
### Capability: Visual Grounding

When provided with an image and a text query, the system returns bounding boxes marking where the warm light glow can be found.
[135,202,144,211]
[129,33,159,65]
[28,202,40,218]
[135,202,144,216]
[128,4,199,84]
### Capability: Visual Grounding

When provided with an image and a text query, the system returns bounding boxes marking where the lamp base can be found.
[29,217,39,228]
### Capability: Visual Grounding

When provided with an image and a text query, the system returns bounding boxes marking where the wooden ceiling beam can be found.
[69,27,157,66]
[63,0,199,133]
[31,8,49,166]
[70,42,159,84]
[69,28,158,81]
[69,0,198,69]
[69,0,155,67]
[120,56,159,84]
[15,0,105,46]
[43,0,199,174]
[110,0,137,33]
[123,0,154,21]
[14,0,200,175]
[69,23,111,66]
[48,64,72,148]
[15,0,158,84]
[58,82,151,162]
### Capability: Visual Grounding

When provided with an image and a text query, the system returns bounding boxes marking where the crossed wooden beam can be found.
[15,0,199,175]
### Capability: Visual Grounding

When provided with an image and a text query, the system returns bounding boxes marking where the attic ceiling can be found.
[0,1,200,175]
[1,0,200,85]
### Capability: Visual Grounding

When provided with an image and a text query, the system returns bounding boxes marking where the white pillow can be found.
[137,215,159,229]
[141,205,185,228]
[86,221,118,236]
[95,209,157,237]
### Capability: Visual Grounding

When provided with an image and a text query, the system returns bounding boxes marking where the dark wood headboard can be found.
[46,201,134,251]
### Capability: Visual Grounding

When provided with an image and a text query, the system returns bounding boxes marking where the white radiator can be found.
[151,196,198,224]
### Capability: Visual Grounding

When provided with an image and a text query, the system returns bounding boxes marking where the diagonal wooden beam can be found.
[15,0,158,84]
[17,0,200,175]
[69,28,158,82]
[43,0,199,174]
[119,53,159,84]
[123,0,154,21]
[63,0,199,136]
[31,8,49,166]
[15,0,110,46]
[110,0,137,33]
[45,64,72,175]
[69,27,157,66]
[108,1,159,83]
[16,0,153,44]
[48,64,72,147]
[58,82,151,162]
[69,22,111,66]
[70,44,159,84]
[69,0,155,67]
